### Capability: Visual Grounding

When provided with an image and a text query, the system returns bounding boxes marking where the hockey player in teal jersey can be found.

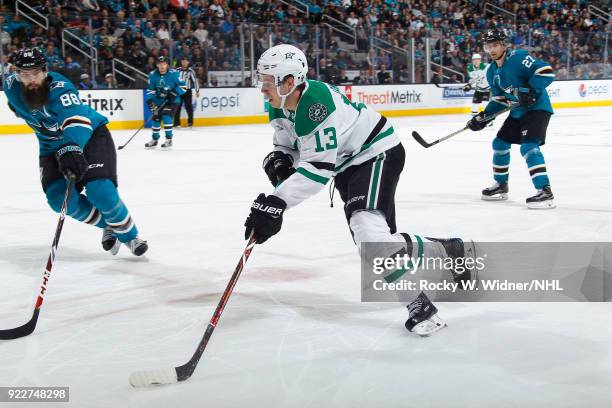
[467,29,556,209]
[5,48,148,256]
[144,56,186,150]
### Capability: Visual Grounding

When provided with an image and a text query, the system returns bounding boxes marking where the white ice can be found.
[0,107,611,408]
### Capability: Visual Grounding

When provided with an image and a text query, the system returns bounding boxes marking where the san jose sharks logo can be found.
[49,81,65,91]
[29,107,59,135]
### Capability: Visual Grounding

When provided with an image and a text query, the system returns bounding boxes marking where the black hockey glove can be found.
[462,83,472,92]
[262,151,296,187]
[517,87,540,108]
[56,143,88,181]
[244,193,287,244]
[147,100,162,121]
[466,111,492,131]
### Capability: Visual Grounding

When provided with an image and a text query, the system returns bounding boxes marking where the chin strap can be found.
[495,49,507,63]
[278,82,298,116]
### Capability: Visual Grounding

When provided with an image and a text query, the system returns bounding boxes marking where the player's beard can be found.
[21,77,50,109]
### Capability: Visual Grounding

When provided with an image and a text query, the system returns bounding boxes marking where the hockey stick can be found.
[129,232,258,387]
[0,176,76,340]
[411,104,517,148]
[118,100,169,150]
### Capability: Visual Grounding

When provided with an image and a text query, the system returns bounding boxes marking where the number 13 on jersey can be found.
[314,127,337,152]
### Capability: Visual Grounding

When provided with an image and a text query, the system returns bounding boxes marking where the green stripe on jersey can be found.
[296,167,330,185]
[335,126,395,172]
[368,154,384,209]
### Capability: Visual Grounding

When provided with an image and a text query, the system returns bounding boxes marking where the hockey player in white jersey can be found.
[463,53,490,115]
[243,44,476,336]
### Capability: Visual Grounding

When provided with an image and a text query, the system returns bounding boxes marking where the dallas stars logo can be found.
[285,52,296,60]
[308,103,327,122]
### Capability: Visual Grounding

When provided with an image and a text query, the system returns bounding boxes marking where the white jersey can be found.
[269,80,400,208]
[467,62,490,91]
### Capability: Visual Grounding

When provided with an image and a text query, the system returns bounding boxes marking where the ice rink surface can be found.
[0,107,611,407]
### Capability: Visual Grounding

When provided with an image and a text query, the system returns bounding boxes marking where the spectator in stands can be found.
[101,73,117,89]
[0,54,13,80]
[308,0,322,24]
[65,56,81,70]
[337,69,351,85]
[377,64,392,84]
[44,42,65,70]
[194,22,209,45]
[79,73,98,90]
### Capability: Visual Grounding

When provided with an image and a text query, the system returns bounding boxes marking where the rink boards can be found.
[0,79,609,133]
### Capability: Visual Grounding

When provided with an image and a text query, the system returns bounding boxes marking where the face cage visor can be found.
[16,67,46,83]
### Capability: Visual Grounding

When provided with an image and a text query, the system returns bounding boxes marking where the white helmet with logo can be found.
[472,53,482,60]
[257,44,308,87]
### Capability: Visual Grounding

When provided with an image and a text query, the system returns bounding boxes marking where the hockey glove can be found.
[244,193,286,244]
[262,151,296,187]
[56,143,88,181]
[517,87,540,108]
[147,101,162,121]
[462,83,472,92]
[466,111,492,131]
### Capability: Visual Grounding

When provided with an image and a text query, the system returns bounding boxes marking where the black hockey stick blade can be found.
[411,130,436,148]
[0,309,40,340]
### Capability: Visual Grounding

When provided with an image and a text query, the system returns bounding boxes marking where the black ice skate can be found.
[526,185,555,209]
[427,238,477,283]
[126,237,149,256]
[405,292,446,337]
[161,139,173,150]
[145,139,158,149]
[481,182,508,201]
[101,226,120,256]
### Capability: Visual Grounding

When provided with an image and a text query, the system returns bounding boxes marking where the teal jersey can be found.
[145,69,186,105]
[484,49,555,119]
[4,71,108,156]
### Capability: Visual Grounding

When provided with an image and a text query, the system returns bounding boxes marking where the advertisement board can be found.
[0,80,609,134]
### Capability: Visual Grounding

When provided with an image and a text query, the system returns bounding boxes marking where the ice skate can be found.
[405,292,447,337]
[526,185,555,209]
[125,237,149,256]
[481,181,508,201]
[144,139,158,149]
[101,226,120,256]
[161,139,173,150]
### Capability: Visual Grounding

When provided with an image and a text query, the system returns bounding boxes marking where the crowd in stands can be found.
[0,0,609,88]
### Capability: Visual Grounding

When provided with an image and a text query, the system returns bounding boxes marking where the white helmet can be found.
[257,44,308,88]
[472,53,482,60]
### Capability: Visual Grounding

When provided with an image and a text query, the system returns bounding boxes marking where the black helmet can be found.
[483,28,506,43]
[157,56,168,63]
[15,47,47,70]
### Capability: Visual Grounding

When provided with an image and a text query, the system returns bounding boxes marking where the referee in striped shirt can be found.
[174,56,200,128]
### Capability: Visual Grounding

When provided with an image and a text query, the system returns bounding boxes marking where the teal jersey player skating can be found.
[145,68,186,145]
[4,71,108,156]
[4,67,147,254]
[484,48,555,119]
[480,47,556,208]
[145,68,186,106]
